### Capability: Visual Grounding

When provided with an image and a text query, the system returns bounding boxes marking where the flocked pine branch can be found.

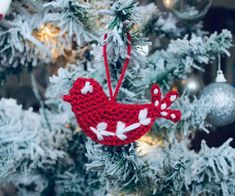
[146,29,233,85]
[43,0,97,45]
[45,5,234,196]
[0,0,96,85]
[155,95,210,142]
[1,0,235,195]
[53,132,104,196]
[48,29,232,123]
[137,3,184,38]
[84,0,151,102]
[0,0,50,84]
[85,140,148,194]
[0,98,104,195]
[0,98,64,194]
[188,139,235,195]
[86,137,235,196]
[46,0,232,149]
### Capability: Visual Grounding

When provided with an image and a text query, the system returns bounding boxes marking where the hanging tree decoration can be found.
[172,73,205,97]
[0,0,12,20]
[162,0,213,21]
[64,33,181,146]
[200,55,235,127]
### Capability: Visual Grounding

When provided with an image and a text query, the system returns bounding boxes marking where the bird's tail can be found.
[151,84,181,123]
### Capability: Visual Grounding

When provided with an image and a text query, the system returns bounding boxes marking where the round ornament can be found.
[0,0,12,20]
[201,81,235,127]
[172,74,204,97]
[162,0,213,21]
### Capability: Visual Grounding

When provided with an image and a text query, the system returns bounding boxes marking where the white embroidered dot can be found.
[154,100,159,107]
[161,103,167,110]
[154,89,159,94]
[171,114,176,119]
[170,95,177,102]
[161,111,168,116]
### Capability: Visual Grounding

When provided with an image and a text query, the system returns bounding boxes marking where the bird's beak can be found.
[63,95,72,103]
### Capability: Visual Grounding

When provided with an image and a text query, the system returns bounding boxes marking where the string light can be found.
[138,132,164,154]
[163,0,173,9]
[33,23,85,64]
[139,134,163,146]
[33,23,61,60]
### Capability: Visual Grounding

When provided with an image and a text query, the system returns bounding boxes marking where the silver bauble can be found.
[201,82,235,127]
[181,74,204,96]
[171,74,204,97]
[162,0,213,21]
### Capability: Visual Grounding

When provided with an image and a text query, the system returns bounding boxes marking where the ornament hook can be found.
[215,55,227,83]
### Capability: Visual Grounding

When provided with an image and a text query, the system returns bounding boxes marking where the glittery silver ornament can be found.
[201,82,235,127]
[162,0,213,21]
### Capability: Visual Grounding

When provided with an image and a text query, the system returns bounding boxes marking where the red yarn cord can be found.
[103,33,132,101]
[103,34,113,99]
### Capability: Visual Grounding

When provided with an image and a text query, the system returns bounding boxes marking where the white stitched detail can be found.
[116,122,129,140]
[116,121,142,140]
[90,122,115,141]
[81,81,93,94]
[116,109,151,140]
[138,109,151,125]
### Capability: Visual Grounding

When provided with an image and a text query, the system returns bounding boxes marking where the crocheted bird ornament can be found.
[63,33,181,146]
[63,79,181,146]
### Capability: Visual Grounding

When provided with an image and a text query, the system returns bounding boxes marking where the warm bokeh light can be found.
[138,138,163,155]
[163,0,174,9]
[33,23,61,60]
[138,132,164,154]
[139,135,163,146]
[36,24,60,44]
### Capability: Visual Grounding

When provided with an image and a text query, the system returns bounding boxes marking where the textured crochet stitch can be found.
[63,33,181,146]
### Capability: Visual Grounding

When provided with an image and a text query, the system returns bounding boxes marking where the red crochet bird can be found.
[63,78,181,146]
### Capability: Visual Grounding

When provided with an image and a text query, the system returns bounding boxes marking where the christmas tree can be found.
[0,0,235,195]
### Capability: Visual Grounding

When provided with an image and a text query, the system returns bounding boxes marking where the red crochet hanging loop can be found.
[103,33,132,101]
[63,32,181,146]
